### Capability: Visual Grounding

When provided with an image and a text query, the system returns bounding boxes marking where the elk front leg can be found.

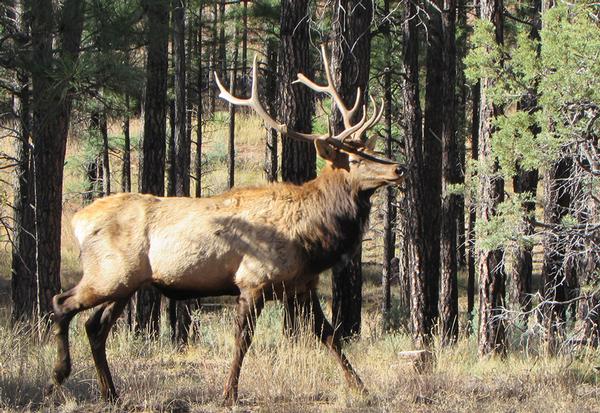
[307,292,366,393]
[223,292,264,405]
[46,288,91,395]
[85,298,128,402]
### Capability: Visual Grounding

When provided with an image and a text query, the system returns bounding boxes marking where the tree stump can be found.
[398,350,435,373]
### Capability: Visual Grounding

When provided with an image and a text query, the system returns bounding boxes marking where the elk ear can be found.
[314,140,336,162]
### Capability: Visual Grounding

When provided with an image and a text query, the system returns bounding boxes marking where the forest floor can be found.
[0,114,599,412]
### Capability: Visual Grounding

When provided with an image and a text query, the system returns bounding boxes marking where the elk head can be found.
[215,45,406,192]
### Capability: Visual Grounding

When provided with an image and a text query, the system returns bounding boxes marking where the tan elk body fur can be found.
[71,166,384,303]
[47,47,405,404]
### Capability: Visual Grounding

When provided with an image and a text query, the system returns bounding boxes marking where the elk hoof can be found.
[102,391,120,404]
[221,390,238,406]
[44,382,56,397]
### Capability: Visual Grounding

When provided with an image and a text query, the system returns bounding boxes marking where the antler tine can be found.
[318,44,362,128]
[215,56,278,131]
[353,96,385,143]
[336,104,368,142]
[215,55,340,146]
[293,45,362,130]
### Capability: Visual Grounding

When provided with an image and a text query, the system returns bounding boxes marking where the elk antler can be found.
[293,45,384,143]
[215,47,384,150]
[215,55,367,150]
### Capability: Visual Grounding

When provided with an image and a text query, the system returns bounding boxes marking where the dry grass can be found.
[0,302,599,412]
[1,114,600,411]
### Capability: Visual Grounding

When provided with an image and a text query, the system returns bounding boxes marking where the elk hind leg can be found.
[85,298,128,401]
[307,292,366,393]
[223,292,264,405]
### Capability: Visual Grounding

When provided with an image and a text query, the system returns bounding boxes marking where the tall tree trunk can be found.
[477,0,506,357]
[170,0,192,346]
[277,0,310,341]
[30,0,84,321]
[137,0,169,336]
[240,0,248,96]
[509,0,541,323]
[397,194,411,311]
[402,0,430,347]
[218,0,226,81]
[455,0,468,269]
[122,94,131,192]
[467,81,480,333]
[423,0,443,326]
[278,0,315,185]
[330,0,373,340]
[195,11,203,198]
[264,38,278,182]
[208,1,217,114]
[227,30,238,189]
[439,0,459,345]
[100,110,111,196]
[173,0,190,197]
[381,0,396,329]
[166,100,176,197]
[10,0,36,323]
[541,157,572,353]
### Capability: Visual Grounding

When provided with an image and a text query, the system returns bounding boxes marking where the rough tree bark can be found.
[122,94,131,192]
[137,0,169,336]
[402,0,431,347]
[541,158,572,353]
[263,38,278,182]
[439,0,459,345]
[330,0,373,340]
[381,0,396,328]
[455,0,468,269]
[10,0,36,323]
[477,0,506,357]
[100,110,110,196]
[195,11,203,198]
[467,81,480,333]
[30,0,84,320]
[423,0,443,326]
[227,29,238,189]
[278,0,315,185]
[170,0,192,346]
[278,0,315,335]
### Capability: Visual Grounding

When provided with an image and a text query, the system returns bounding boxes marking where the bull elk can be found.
[47,46,405,404]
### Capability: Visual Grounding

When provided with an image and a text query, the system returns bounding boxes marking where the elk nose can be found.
[395,165,407,176]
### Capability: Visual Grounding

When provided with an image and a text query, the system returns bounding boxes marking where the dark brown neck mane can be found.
[296,169,375,274]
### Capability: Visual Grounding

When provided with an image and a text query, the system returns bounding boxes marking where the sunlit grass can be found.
[1,113,599,411]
